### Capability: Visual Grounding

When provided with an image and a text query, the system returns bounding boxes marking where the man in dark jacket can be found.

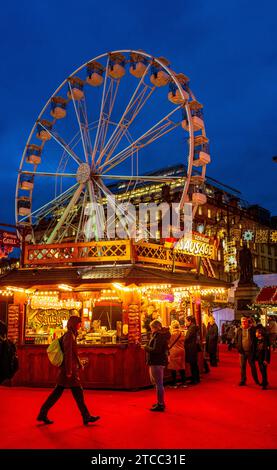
[184,315,200,384]
[37,315,100,425]
[206,317,219,366]
[236,316,259,386]
[143,320,171,412]
[255,326,271,389]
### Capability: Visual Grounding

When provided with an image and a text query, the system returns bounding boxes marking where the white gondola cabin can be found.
[36,120,52,141]
[108,53,126,79]
[182,100,204,131]
[168,73,189,104]
[86,61,105,86]
[50,96,67,119]
[26,145,42,165]
[67,77,84,100]
[192,135,211,167]
[20,176,34,191]
[18,197,31,216]
[150,57,170,87]
[129,52,148,78]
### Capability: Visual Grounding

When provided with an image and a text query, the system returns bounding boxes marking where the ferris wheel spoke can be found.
[46,183,85,244]
[98,179,154,240]
[85,180,105,241]
[80,97,94,163]
[96,79,120,163]
[39,122,83,165]
[74,188,88,242]
[91,56,110,167]
[95,179,132,238]
[99,174,184,183]
[96,64,153,167]
[19,183,79,224]
[20,171,77,178]
[68,82,90,164]
[99,108,181,174]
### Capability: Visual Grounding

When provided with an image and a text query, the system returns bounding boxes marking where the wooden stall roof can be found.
[0,264,231,290]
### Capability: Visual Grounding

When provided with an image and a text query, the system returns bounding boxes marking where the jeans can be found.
[39,385,90,420]
[239,353,259,384]
[149,365,165,406]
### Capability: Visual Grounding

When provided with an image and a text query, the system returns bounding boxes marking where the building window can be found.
[261,257,266,271]
[198,206,202,215]
[268,259,272,272]
[208,209,211,218]
[261,244,265,253]
[218,250,221,261]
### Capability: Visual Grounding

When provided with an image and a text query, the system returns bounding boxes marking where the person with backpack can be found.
[0,320,19,384]
[37,315,100,426]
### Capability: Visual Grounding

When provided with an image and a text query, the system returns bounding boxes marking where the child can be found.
[255,326,271,390]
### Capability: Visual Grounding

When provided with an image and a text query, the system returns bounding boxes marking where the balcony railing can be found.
[23,239,195,271]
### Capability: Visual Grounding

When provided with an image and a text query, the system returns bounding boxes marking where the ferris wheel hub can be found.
[77,163,91,183]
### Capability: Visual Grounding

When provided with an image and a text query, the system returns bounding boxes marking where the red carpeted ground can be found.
[0,345,276,449]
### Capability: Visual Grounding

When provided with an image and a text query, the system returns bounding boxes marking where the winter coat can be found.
[255,335,271,364]
[184,324,198,363]
[206,323,219,354]
[168,329,186,370]
[236,326,256,359]
[57,316,82,387]
[144,328,171,366]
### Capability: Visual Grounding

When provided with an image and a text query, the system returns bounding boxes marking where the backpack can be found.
[47,337,64,367]
[0,339,19,383]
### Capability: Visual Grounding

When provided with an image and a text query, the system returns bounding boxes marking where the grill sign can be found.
[0,230,20,247]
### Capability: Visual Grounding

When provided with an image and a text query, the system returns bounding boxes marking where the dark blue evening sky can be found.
[0,0,276,225]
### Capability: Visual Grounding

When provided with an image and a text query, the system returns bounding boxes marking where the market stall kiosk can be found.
[0,248,229,389]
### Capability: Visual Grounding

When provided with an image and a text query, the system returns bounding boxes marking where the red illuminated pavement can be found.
[0,345,276,449]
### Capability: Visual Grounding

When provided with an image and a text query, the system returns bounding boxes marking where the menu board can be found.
[8,304,20,343]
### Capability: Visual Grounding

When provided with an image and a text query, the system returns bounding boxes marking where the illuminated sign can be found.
[0,230,20,247]
[224,240,237,273]
[174,232,215,259]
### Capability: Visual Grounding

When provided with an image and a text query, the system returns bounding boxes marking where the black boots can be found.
[37,414,54,425]
[83,415,100,425]
[150,404,165,412]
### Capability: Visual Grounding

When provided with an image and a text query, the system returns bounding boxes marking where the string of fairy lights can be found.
[0,283,228,308]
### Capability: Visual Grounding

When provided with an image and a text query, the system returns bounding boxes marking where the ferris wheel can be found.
[16,49,210,244]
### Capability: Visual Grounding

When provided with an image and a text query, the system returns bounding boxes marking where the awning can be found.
[255,286,277,305]
[0,264,231,290]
